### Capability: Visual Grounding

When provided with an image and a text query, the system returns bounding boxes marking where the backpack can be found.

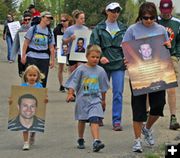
[31,16,41,26]
[26,24,53,54]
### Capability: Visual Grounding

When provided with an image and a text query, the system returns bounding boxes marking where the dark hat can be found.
[159,0,173,14]
[28,4,35,10]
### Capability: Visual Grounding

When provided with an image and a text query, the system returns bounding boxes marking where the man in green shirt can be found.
[159,0,180,130]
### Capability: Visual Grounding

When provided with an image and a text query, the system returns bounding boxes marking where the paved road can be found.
[0,38,180,158]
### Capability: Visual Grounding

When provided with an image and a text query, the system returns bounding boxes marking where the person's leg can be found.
[130,85,146,152]
[58,63,65,91]
[77,121,86,149]
[23,131,29,142]
[90,123,99,139]
[30,132,36,145]
[6,35,13,61]
[168,57,180,130]
[89,117,105,152]
[111,70,125,128]
[18,55,25,77]
[22,131,30,150]
[142,91,166,146]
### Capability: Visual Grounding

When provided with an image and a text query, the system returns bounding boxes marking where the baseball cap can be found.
[159,0,173,14]
[106,2,122,11]
[40,11,53,19]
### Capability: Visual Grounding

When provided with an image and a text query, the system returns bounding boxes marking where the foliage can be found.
[0,0,18,23]
[63,0,127,26]
[122,0,139,26]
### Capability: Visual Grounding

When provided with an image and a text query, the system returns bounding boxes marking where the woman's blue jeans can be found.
[106,69,125,125]
[6,35,13,61]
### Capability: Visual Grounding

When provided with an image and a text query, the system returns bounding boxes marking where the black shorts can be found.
[67,54,78,66]
[131,85,166,122]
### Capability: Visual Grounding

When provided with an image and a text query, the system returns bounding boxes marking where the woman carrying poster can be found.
[63,9,88,73]
[122,2,171,153]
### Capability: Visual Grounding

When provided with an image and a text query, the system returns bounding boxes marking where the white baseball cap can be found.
[106,2,122,11]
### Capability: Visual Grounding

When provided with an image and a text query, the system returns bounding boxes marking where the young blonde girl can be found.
[65,45,110,152]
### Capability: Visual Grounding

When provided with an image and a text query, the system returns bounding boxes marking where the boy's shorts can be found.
[171,56,179,79]
[131,90,166,122]
[79,116,102,124]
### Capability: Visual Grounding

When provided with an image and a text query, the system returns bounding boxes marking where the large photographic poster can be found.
[8,86,47,133]
[70,29,92,62]
[122,34,178,96]
[19,32,26,56]
[8,21,21,41]
[57,35,67,64]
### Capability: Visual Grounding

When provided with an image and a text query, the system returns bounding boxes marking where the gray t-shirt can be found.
[63,25,88,54]
[65,64,110,120]
[25,25,55,59]
[106,20,120,38]
[122,22,168,42]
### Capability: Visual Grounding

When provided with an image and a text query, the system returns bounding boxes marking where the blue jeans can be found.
[6,35,13,61]
[106,70,125,125]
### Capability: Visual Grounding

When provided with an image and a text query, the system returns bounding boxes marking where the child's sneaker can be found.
[59,85,65,92]
[132,138,143,153]
[93,140,105,152]
[142,126,154,146]
[169,115,180,130]
[22,142,30,150]
[77,138,85,149]
[112,123,123,131]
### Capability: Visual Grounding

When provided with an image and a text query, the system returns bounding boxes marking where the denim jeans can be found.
[6,35,13,61]
[106,69,125,125]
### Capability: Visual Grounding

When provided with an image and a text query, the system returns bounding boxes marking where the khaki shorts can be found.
[171,56,179,79]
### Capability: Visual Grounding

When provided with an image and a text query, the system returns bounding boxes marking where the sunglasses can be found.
[24,18,31,21]
[109,8,120,13]
[142,16,155,20]
[61,19,67,22]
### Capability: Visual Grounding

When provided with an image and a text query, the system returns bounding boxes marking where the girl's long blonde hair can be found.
[22,65,45,83]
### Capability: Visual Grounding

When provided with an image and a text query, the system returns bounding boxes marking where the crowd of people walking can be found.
[2,0,180,154]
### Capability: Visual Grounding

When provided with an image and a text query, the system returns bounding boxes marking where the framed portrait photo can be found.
[8,86,47,133]
[122,34,178,96]
[70,29,92,62]
[57,35,67,64]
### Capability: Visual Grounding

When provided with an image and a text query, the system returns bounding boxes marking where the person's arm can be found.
[66,88,75,102]
[49,44,55,69]
[3,22,7,40]
[63,34,76,44]
[101,92,106,111]
[175,26,180,59]
[21,38,30,64]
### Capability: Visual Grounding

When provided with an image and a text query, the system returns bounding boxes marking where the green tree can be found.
[123,0,139,26]
[63,0,127,26]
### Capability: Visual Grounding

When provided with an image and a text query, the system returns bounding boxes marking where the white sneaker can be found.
[142,126,155,146]
[22,142,30,150]
[132,138,143,152]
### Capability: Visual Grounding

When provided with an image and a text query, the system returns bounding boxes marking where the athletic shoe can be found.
[142,126,154,146]
[132,138,143,153]
[169,115,180,130]
[22,142,30,150]
[93,140,105,152]
[59,85,65,92]
[77,138,85,149]
[112,123,123,131]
